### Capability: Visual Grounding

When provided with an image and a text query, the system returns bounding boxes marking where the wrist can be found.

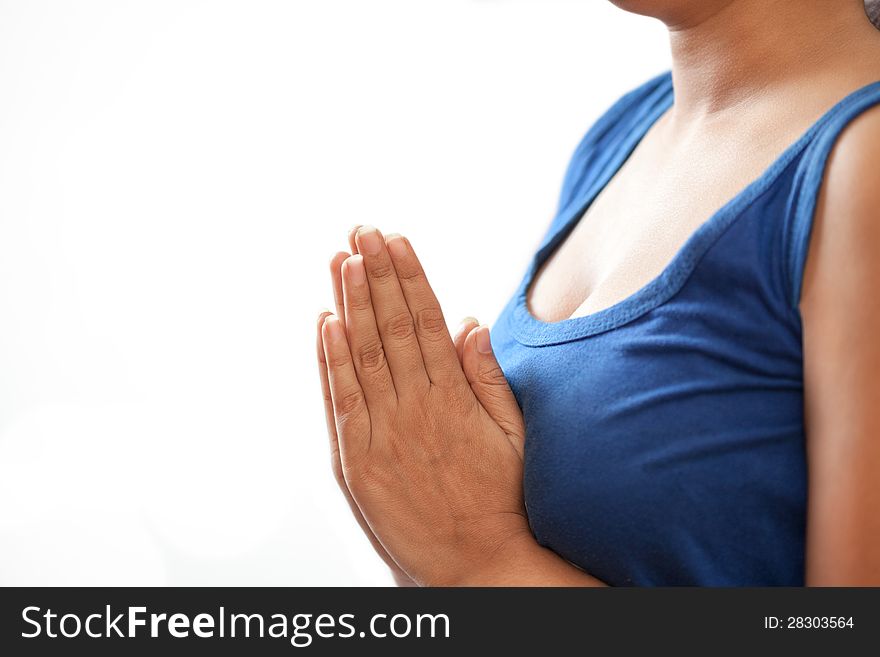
[432,528,540,587]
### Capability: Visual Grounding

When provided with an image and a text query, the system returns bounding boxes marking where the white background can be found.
[0,0,668,585]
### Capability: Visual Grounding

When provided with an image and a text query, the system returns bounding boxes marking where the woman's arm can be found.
[444,531,604,586]
[800,105,880,586]
[318,226,603,586]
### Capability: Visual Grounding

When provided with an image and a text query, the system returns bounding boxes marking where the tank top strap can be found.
[783,80,880,309]
[544,72,674,250]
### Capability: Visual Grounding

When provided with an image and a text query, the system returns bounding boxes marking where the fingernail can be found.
[476,326,492,354]
[454,317,478,339]
[318,307,331,317]
[347,254,365,285]
[357,225,382,255]
[325,315,343,341]
[386,234,407,258]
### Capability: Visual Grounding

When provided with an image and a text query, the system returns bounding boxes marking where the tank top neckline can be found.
[509,72,880,347]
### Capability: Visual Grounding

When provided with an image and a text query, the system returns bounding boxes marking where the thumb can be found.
[462,325,525,456]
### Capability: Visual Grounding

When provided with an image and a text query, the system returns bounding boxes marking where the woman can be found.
[316,0,880,586]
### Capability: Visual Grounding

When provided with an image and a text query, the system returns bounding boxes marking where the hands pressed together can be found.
[315,225,533,586]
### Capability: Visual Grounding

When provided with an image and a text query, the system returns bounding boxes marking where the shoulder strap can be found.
[555,71,673,215]
[784,80,880,308]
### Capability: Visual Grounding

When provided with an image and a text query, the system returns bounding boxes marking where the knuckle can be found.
[336,388,366,418]
[328,350,352,369]
[368,259,395,280]
[384,312,416,341]
[415,307,447,338]
[478,361,509,387]
[356,339,387,373]
[348,294,373,312]
[397,264,425,282]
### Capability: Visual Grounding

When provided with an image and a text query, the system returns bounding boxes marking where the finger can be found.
[354,226,428,391]
[317,311,358,486]
[329,251,349,328]
[323,315,371,461]
[453,316,480,363]
[341,254,397,405]
[317,311,402,575]
[316,310,339,448]
[348,225,362,255]
[462,325,525,457]
[385,233,466,387]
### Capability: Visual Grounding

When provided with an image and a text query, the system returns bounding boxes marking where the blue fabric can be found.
[491,72,880,586]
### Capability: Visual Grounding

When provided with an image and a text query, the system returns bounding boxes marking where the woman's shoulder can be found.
[783,81,880,309]
[805,101,880,281]
[820,99,880,186]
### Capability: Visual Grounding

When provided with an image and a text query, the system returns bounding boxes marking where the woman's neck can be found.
[665,0,880,119]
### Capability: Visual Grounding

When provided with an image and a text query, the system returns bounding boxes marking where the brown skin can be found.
[319,227,598,586]
[317,0,880,585]
[801,108,880,585]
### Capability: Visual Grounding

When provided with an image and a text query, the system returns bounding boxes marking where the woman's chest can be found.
[490,252,809,584]
[526,125,793,322]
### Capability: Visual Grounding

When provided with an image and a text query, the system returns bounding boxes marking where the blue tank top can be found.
[491,72,880,586]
